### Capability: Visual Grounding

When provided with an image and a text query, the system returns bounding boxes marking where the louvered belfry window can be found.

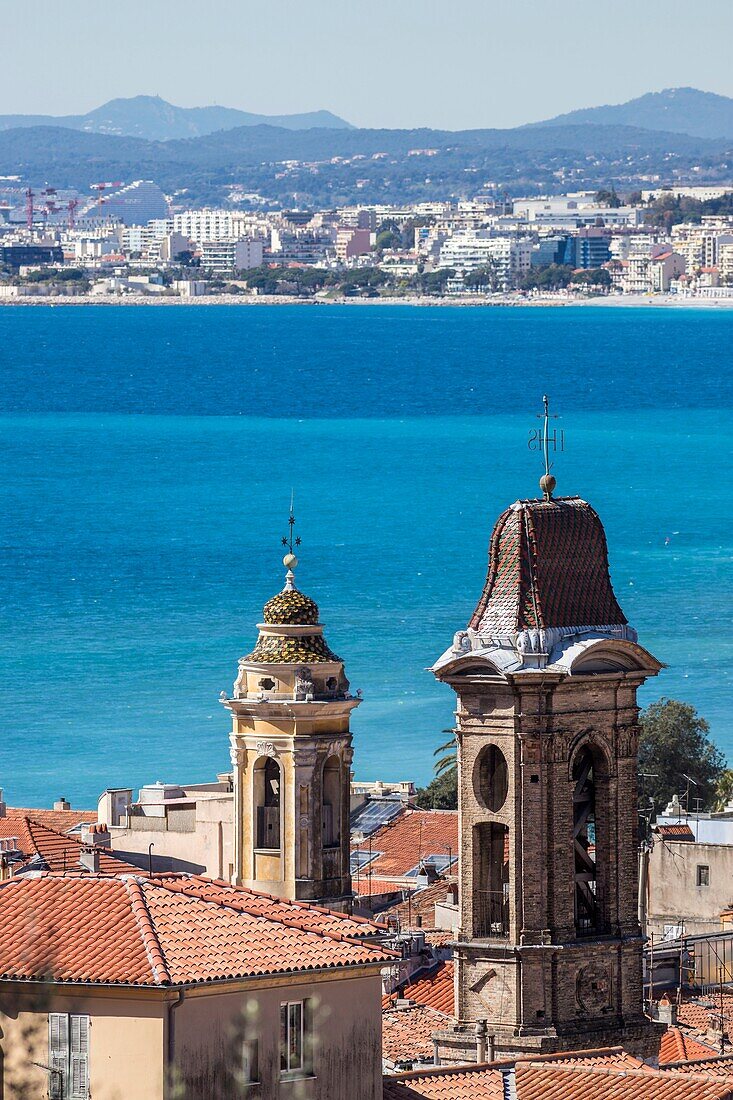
[49,1013,89,1099]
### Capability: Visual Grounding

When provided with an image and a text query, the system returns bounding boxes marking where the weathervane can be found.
[527,394,564,501]
[281,491,301,584]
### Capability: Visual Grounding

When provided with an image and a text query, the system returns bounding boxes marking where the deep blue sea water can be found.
[0,305,731,809]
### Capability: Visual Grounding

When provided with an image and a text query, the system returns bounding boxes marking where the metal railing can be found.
[474,889,510,938]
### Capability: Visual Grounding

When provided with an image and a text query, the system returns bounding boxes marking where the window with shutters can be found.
[49,1013,89,1099]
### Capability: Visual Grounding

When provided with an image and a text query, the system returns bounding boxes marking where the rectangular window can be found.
[280,1000,305,1075]
[697,865,710,887]
[49,1014,89,1100]
[242,1038,259,1084]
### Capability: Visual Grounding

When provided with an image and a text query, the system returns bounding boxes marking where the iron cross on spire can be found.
[528,394,564,500]
[281,490,302,555]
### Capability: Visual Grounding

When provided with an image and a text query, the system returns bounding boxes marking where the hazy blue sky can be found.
[6,0,733,129]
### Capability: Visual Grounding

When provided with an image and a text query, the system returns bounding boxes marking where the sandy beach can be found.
[1,291,732,308]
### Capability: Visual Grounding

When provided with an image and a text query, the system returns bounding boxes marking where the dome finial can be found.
[281,489,301,587]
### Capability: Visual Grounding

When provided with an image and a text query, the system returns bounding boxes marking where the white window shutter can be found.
[48,1013,68,1100]
[70,1015,89,1099]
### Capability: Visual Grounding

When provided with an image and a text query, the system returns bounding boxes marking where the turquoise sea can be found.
[0,304,731,808]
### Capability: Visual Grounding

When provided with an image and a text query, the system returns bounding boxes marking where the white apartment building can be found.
[174,210,237,244]
[718,241,733,285]
[512,193,642,228]
[620,249,686,294]
[200,238,263,273]
[436,231,533,287]
[671,220,733,271]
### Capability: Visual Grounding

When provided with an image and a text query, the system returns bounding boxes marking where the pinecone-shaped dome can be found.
[263,587,319,625]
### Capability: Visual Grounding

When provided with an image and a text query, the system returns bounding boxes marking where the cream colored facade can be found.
[647,838,733,939]
[0,970,383,1100]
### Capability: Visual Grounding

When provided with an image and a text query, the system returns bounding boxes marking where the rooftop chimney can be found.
[80,824,110,847]
[0,789,6,819]
[657,994,678,1026]
[54,797,71,812]
[79,847,100,873]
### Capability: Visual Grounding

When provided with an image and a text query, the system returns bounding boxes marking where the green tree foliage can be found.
[519,264,572,291]
[415,768,458,810]
[714,769,733,812]
[570,267,611,287]
[595,188,621,208]
[638,698,724,817]
[463,262,501,292]
[644,190,733,230]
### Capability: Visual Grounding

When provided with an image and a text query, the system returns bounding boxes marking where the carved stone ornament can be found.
[576,963,612,1015]
[452,630,471,656]
[295,665,314,698]
[255,739,277,758]
[229,746,246,768]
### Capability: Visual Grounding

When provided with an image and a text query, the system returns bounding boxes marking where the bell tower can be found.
[431,470,664,1062]
[222,522,358,907]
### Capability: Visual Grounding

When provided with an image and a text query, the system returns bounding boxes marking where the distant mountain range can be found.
[0,95,353,140]
[0,88,731,209]
[530,87,733,141]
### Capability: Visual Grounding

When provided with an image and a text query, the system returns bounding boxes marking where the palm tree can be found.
[433,729,457,780]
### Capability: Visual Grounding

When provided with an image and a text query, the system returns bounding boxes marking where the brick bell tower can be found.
[431,463,664,1062]
[222,513,358,908]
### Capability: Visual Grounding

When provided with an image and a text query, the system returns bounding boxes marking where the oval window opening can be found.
[476,744,509,812]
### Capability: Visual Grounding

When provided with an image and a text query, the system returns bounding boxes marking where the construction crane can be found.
[90,181,124,210]
[67,198,79,229]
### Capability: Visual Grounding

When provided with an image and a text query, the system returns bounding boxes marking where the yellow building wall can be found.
[0,989,165,1100]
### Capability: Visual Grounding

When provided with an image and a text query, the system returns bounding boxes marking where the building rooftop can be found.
[0,872,394,987]
[383,961,454,1015]
[382,1003,451,1068]
[351,809,458,884]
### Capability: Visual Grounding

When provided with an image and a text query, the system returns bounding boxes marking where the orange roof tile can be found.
[351,809,458,881]
[515,1062,733,1099]
[656,825,695,840]
[666,1056,733,1079]
[11,818,141,875]
[354,878,405,897]
[0,873,395,987]
[383,1049,650,1100]
[382,1004,451,1066]
[383,1064,504,1099]
[0,807,96,852]
[385,878,458,931]
[661,1029,719,1065]
[384,962,454,1015]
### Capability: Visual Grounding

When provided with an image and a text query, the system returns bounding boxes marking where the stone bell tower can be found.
[431,471,664,1062]
[221,533,358,907]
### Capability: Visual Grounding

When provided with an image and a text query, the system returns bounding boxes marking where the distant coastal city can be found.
[2,180,733,305]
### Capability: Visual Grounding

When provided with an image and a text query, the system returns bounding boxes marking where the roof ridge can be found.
[123,878,171,985]
[154,877,395,955]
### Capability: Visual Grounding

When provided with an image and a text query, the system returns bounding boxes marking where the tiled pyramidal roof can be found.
[470,496,628,635]
[0,873,393,986]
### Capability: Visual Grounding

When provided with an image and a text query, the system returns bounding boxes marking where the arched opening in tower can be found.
[322,756,341,850]
[473,822,510,938]
[254,756,281,851]
[573,747,599,934]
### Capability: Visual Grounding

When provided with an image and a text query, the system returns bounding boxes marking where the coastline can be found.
[1,292,732,308]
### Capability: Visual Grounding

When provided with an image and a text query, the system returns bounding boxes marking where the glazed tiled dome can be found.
[244,633,341,664]
[263,588,319,626]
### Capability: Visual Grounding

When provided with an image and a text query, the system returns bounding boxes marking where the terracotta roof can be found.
[383,1063,504,1099]
[0,873,394,987]
[665,1056,733,1079]
[384,962,454,1015]
[8,818,140,875]
[354,877,405,897]
[351,810,458,881]
[385,878,458,931]
[514,1062,733,1099]
[382,1049,646,1100]
[0,807,96,849]
[382,1004,451,1066]
[661,1029,719,1065]
[469,497,627,635]
[656,824,695,840]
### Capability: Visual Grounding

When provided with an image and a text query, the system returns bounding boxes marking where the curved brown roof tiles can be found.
[469,497,627,634]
